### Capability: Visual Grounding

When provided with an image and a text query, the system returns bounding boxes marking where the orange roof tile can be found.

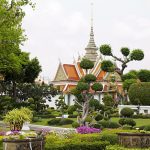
[63,64,80,81]
[97,71,106,81]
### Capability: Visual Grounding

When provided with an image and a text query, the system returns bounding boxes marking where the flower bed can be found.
[76,126,101,134]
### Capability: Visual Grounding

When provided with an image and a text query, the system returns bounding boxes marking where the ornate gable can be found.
[53,64,67,81]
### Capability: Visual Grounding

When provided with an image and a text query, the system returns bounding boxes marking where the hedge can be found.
[128,82,150,105]
[47,118,74,126]
[45,141,108,150]
[45,134,108,150]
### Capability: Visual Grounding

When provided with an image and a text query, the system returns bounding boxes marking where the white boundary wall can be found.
[118,105,150,115]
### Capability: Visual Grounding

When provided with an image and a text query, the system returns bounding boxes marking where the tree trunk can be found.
[12,80,17,101]
[81,100,89,125]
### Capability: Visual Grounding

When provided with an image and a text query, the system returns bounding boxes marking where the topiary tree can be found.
[121,70,138,81]
[71,59,103,125]
[119,118,136,127]
[123,79,137,91]
[55,95,68,115]
[128,82,150,105]
[99,44,144,75]
[137,70,150,82]
[103,94,114,107]
[67,105,76,115]
[120,107,134,118]
[80,58,94,74]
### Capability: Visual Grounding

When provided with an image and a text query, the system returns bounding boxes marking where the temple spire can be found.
[84,3,98,62]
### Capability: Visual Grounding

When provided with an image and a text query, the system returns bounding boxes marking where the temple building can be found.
[51,16,123,106]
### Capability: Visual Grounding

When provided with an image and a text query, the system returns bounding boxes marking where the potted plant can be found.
[4,107,33,131]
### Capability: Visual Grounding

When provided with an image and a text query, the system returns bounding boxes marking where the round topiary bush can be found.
[99,121,120,129]
[92,123,102,129]
[118,118,126,126]
[144,125,150,131]
[95,114,103,121]
[120,107,134,118]
[128,82,150,105]
[125,118,136,127]
[118,118,136,127]
[72,122,80,128]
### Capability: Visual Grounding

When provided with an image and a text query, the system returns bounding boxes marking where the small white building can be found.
[118,105,150,115]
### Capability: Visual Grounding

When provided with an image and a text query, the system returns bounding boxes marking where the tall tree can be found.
[99,45,144,75]
[0,0,42,101]
[71,59,103,125]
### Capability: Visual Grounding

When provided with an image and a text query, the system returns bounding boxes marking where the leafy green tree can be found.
[55,95,68,115]
[17,83,58,113]
[137,70,150,82]
[0,96,14,115]
[123,79,137,91]
[0,0,40,101]
[122,71,138,81]
[99,44,144,75]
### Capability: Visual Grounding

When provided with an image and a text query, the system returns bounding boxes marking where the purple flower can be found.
[36,128,50,136]
[76,126,101,134]
[0,131,6,136]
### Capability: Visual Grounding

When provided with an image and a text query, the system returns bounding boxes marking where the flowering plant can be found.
[76,126,101,134]
[0,131,6,136]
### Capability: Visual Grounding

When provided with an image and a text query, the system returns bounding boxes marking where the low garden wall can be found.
[3,137,45,150]
[118,132,150,148]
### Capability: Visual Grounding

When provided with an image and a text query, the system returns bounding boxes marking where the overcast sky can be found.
[22,0,150,80]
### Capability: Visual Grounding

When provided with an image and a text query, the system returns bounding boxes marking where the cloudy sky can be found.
[22,0,150,80]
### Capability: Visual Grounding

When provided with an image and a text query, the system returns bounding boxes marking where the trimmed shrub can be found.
[118,118,136,127]
[108,122,121,128]
[120,107,134,118]
[47,118,61,125]
[128,82,150,105]
[118,118,126,126]
[68,114,78,118]
[36,114,55,118]
[144,125,150,131]
[85,116,92,123]
[92,123,102,129]
[125,118,136,127]
[67,105,76,114]
[101,134,118,145]
[59,118,74,125]
[95,114,103,121]
[32,117,42,122]
[72,122,80,128]
[99,121,120,128]
[46,141,108,150]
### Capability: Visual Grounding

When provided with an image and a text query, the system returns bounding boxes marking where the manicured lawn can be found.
[33,117,150,128]
[111,118,150,127]
[32,118,77,128]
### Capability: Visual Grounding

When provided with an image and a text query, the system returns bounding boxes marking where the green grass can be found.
[32,118,77,128]
[33,117,150,128]
[111,118,150,127]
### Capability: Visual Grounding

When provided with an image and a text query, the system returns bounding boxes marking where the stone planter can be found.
[3,137,45,150]
[118,132,150,148]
